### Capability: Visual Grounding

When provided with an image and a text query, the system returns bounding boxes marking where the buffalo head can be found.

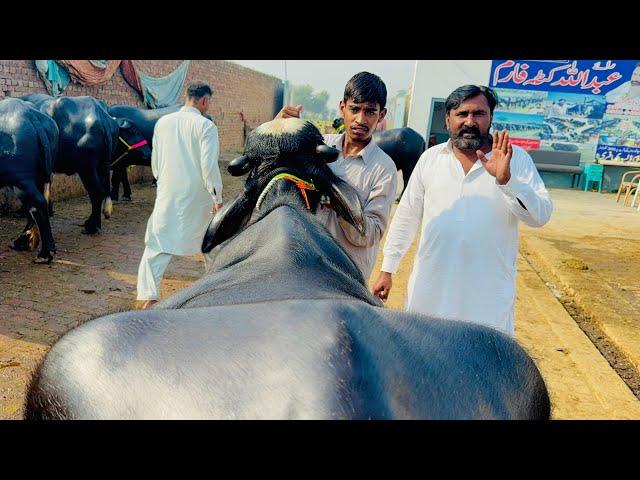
[112,118,152,166]
[202,118,365,253]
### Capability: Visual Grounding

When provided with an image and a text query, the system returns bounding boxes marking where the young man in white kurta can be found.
[136,83,223,306]
[316,132,397,281]
[374,85,553,336]
[276,72,397,282]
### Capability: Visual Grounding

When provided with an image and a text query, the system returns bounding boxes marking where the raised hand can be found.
[477,129,512,185]
[274,104,303,120]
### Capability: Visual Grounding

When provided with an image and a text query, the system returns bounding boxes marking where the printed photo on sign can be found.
[604,61,640,116]
[492,112,544,139]
[494,88,547,115]
[545,92,606,119]
[598,114,640,142]
[541,117,601,144]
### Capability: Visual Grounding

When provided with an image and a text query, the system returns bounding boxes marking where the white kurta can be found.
[316,134,398,280]
[381,140,553,336]
[144,106,222,256]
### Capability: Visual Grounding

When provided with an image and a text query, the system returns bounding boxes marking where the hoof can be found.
[122,196,132,202]
[34,253,53,265]
[11,237,30,251]
[81,227,100,235]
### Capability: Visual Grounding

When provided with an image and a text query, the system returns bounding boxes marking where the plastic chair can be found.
[615,169,640,205]
[583,164,604,192]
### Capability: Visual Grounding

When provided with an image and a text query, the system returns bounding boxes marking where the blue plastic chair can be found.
[583,164,604,192]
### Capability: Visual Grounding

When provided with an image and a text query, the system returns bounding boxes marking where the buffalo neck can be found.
[159,205,380,310]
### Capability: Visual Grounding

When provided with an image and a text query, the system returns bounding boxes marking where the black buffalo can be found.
[24,118,550,419]
[0,98,59,263]
[22,93,149,233]
[372,127,426,197]
[107,104,180,201]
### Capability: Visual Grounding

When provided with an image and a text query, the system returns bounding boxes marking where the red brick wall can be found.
[0,60,282,208]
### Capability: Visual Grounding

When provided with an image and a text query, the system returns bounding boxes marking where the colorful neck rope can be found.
[256,173,316,211]
[112,137,149,166]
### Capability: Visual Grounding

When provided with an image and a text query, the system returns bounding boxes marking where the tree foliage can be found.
[290,84,332,120]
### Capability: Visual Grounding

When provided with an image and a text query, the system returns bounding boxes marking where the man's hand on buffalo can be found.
[372,271,393,302]
[275,104,303,119]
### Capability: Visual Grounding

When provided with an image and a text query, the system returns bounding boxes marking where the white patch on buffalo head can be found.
[254,118,307,136]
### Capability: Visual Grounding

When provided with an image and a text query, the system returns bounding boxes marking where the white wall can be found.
[407,60,493,140]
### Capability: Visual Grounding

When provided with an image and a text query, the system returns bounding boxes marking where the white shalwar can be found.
[137,106,222,301]
[381,140,553,336]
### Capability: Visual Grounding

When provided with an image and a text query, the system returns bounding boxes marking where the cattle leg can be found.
[110,167,122,201]
[100,162,113,217]
[121,168,132,201]
[78,169,107,234]
[11,183,55,263]
[11,214,37,251]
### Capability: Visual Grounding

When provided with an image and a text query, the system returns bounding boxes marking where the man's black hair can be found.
[343,72,387,109]
[445,85,498,115]
[187,82,213,100]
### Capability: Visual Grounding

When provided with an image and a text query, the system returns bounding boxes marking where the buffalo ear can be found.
[316,144,340,163]
[202,194,254,253]
[315,172,365,236]
[227,155,254,176]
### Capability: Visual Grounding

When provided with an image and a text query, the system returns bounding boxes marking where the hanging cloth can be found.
[120,59,143,93]
[139,61,190,108]
[34,60,71,96]
[58,60,122,86]
[120,60,189,108]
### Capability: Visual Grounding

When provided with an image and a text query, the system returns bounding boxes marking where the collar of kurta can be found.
[329,133,377,163]
[180,106,202,115]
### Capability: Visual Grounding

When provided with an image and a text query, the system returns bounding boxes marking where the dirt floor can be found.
[1,165,639,419]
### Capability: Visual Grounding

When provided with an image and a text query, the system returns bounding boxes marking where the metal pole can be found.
[283,60,289,106]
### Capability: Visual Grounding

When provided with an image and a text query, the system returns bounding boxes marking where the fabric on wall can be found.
[138,60,190,108]
[58,60,122,86]
[34,60,71,96]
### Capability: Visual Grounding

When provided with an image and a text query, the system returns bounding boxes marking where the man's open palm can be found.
[477,129,512,185]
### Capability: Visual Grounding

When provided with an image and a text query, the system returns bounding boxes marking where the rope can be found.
[112,137,148,167]
[256,173,316,211]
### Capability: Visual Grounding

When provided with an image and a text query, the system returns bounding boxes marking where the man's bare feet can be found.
[142,300,158,309]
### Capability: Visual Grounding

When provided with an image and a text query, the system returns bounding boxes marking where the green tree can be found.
[291,84,331,120]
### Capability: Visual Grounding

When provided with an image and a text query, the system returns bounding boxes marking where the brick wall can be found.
[0,60,282,210]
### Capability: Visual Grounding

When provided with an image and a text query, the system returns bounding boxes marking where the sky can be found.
[231,60,416,112]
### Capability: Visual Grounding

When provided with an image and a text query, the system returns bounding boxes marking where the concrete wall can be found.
[407,60,493,140]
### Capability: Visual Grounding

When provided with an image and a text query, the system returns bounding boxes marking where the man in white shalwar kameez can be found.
[372,85,553,336]
[137,82,223,309]
[275,72,398,282]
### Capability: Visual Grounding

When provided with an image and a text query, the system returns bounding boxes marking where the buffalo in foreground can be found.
[25,118,550,419]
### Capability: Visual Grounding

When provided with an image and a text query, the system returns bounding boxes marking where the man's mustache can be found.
[456,126,482,137]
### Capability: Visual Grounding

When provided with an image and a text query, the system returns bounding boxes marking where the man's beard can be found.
[450,126,490,151]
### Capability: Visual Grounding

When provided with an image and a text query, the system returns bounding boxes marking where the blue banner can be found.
[490,60,637,96]
[489,60,640,164]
